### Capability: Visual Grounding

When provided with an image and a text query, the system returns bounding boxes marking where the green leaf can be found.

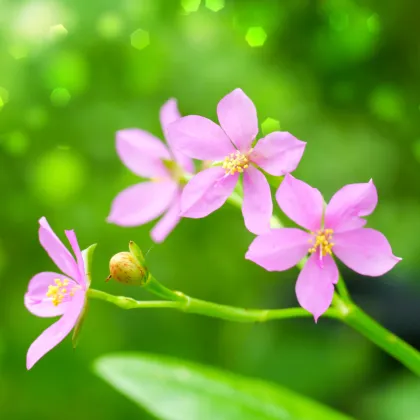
[361,373,420,420]
[72,300,88,349]
[94,353,354,420]
[129,240,146,265]
[82,243,97,287]
[72,243,96,348]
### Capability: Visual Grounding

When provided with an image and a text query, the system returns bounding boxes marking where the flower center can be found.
[308,229,334,257]
[161,159,185,183]
[222,150,251,175]
[46,278,77,306]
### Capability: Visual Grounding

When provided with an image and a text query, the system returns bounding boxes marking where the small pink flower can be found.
[107,99,194,243]
[25,217,87,369]
[167,88,306,234]
[246,174,401,321]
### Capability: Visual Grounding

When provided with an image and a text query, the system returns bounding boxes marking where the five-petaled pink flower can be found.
[246,174,401,321]
[167,88,306,234]
[25,217,88,369]
[107,99,194,243]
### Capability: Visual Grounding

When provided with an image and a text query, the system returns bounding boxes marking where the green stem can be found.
[108,172,420,376]
[88,289,179,310]
[335,273,352,303]
[333,295,420,376]
[143,275,186,302]
[227,191,244,211]
[88,288,340,323]
[90,286,420,375]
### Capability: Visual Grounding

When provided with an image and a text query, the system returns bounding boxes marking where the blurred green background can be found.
[1,0,420,418]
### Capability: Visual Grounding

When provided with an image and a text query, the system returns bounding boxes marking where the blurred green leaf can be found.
[360,373,420,420]
[94,353,354,420]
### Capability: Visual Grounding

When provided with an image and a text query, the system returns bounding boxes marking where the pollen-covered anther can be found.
[46,278,74,306]
[222,150,252,175]
[308,229,335,257]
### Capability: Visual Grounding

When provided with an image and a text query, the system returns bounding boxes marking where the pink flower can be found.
[107,99,194,243]
[246,174,401,321]
[25,217,88,369]
[167,88,306,234]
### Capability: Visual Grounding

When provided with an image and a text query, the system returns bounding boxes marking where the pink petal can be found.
[250,132,306,176]
[217,88,258,152]
[181,167,238,218]
[26,290,85,369]
[296,253,338,322]
[166,116,235,161]
[38,217,79,280]
[275,174,323,231]
[25,272,77,318]
[246,228,311,271]
[116,129,170,179]
[151,192,182,243]
[333,228,401,276]
[64,230,86,287]
[160,98,181,132]
[242,167,272,234]
[108,180,178,227]
[160,99,195,174]
[325,180,378,233]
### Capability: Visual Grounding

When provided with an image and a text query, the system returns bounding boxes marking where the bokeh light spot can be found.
[317,0,378,66]
[49,24,68,40]
[13,0,70,45]
[369,86,404,123]
[124,0,157,18]
[45,51,88,94]
[181,0,201,13]
[367,13,381,34]
[50,88,71,107]
[261,117,280,135]
[25,106,48,129]
[412,139,420,164]
[329,12,349,31]
[205,0,224,12]
[332,82,354,103]
[1,131,29,156]
[32,150,85,205]
[245,27,267,47]
[0,240,5,278]
[8,43,28,59]
[97,12,123,39]
[131,29,150,50]
[0,88,6,111]
[0,87,10,105]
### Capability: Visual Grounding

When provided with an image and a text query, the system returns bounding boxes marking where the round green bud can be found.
[108,251,148,286]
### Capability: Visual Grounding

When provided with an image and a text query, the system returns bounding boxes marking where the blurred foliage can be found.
[95,353,353,419]
[0,0,419,419]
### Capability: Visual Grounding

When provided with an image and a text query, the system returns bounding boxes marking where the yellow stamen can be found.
[222,149,252,176]
[45,278,74,306]
[308,229,335,257]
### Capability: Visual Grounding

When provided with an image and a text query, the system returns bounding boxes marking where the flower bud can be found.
[107,243,149,286]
